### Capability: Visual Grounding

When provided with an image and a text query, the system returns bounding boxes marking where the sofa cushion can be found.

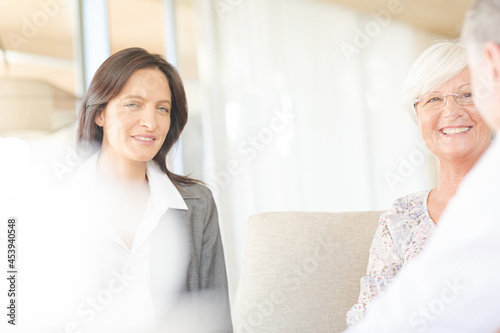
[233,211,382,333]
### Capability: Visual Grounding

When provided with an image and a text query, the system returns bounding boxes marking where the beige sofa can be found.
[233,211,383,333]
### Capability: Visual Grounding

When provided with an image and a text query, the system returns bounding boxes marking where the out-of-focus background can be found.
[0,0,474,303]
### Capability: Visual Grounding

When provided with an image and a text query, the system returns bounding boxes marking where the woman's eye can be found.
[158,106,169,113]
[126,103,140,109]
[425,97,442,105]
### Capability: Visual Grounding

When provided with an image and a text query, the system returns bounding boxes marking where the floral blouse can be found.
[345,190,437,327]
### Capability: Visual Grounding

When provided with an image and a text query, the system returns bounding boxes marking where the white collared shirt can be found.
[75,152,189,332]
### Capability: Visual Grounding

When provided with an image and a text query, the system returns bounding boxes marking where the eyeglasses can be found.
[414,85,474,112]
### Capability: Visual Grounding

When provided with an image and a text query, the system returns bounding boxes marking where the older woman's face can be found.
[95,68,171,163]
[416,68,491,163]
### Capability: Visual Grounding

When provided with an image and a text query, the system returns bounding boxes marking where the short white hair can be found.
[461,0,500,63]
[403,40,468,123]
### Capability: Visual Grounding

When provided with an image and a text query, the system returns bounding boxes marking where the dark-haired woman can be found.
[75,47,232,332]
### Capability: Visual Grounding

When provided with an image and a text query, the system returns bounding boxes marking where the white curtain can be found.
[193,0,436,298]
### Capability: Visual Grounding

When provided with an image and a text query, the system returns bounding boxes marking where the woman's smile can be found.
[131,134,158,146]
[439,126,472,136]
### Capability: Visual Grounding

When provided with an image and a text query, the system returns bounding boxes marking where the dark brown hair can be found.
[77,47,198,187]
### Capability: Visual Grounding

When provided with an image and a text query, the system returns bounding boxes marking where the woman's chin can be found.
[438,147,479,162]
[136,155,157,162]
[125,152,158,163]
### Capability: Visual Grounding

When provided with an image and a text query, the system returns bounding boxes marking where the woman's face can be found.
[96,68,171,164]
[416,68,491,163]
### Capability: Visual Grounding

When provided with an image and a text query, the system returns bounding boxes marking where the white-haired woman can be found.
[346,40,493,327]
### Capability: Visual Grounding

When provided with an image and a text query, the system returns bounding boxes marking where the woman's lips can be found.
[440,126,472,135]
[131,135,156,145]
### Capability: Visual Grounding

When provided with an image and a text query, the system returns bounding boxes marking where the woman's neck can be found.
[427,157,476,224]
[97,149,148,183]
[433,157,476,203]
[94,150,150,250]
[95,150,150,211]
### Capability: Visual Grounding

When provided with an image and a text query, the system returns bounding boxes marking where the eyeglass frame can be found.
[413,87,474,111]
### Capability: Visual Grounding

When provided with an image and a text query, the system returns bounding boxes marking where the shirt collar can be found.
[146,160,188,211]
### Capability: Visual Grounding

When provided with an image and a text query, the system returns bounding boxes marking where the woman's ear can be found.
[95,110,104,127]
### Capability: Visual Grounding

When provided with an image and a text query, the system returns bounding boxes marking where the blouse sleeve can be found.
[198,186,233,332]
[179,183,233,332]
[345,209,403,327]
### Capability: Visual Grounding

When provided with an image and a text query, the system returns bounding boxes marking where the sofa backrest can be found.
[233,211,382,333]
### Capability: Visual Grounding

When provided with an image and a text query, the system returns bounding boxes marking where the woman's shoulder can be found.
[381,189,431,227]
[177,182,215,202]
[176,183,219,229]
[391,189,430,209]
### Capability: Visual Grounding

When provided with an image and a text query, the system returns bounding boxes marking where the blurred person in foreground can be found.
[345,0,500,332]
[346,40,492,327]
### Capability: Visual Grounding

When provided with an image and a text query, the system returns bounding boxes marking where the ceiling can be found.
[0,0,476,58]
[323,0,476,37]
[0,0,476,94]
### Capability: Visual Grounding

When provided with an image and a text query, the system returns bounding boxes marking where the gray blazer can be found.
[171,182,233,332]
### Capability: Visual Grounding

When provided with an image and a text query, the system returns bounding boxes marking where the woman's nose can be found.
[139,107,158,130]
[442,97,464,119]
